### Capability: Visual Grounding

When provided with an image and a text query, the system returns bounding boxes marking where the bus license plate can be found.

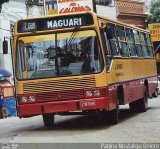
[80,100,96,110]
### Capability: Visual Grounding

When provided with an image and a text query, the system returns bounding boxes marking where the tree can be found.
[148,0,160,23]
[0,0,9,13]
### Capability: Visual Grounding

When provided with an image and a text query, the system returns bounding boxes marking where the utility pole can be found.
[92,0,97,13]
[43,0,46,15]
[0,3,2,13]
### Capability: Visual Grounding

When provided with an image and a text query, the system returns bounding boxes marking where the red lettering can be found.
[69,2,76,6]
[59,8,64,14]
[85,6,91,11]
[59,4,92,14]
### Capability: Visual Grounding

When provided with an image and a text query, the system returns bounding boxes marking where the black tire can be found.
[130,86,148,113]
[129,100,139,112]
[138,86,148,112]
[152,89,158,98]
[101,102,119,125]
[0,107,3,119]
[107,108,119,124]
[42,114,55,128]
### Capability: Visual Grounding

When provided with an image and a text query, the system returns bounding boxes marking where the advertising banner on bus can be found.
[148,23,160,42]
[46,0,94,15]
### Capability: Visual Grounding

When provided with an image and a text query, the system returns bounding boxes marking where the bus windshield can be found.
[16,30,103,80]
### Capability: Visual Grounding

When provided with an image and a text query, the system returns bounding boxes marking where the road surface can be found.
[0,97,160,144]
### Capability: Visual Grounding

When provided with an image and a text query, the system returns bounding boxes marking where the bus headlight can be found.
[21,97,28,103]
[86,91,93,97]
[94,90,101,96]
[28,96,35,102]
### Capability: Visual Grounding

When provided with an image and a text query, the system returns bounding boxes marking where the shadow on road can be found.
[33,107,148,131]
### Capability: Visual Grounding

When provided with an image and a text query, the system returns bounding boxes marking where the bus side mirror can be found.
[3,40,8,54]
[105,26,113,39]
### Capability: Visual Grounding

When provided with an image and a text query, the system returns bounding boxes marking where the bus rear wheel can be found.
[138,86,148,112]
[129,86,148,112]
[42,114,55,128]
[152,89,158,98]
[129,100,139,112]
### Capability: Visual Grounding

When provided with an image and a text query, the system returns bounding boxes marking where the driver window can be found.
[17,40,25,79]
[100,29,111,71]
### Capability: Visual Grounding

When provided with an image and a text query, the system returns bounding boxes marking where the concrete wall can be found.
[96,5,117,20]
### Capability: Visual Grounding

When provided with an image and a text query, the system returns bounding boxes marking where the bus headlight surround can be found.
[94,90,101,96]
[28,96,35,102]
[86,90,93,97]
[21,96,28,103]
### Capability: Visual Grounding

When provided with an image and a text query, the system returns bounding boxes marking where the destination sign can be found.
[17,13,94,33]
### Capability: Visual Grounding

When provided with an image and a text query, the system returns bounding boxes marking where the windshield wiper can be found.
[66,26,80,50]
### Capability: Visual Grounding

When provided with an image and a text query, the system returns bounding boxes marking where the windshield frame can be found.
[15,29,104,80]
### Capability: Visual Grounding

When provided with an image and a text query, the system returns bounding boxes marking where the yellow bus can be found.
[9,12,158,127]
[148,23,160,75]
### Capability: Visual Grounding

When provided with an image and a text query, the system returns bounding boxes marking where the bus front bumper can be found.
[17,97,116,117]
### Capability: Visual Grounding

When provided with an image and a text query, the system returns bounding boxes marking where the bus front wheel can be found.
[42,114,55,128]
[107,108,119,124]
[102,102,119,125]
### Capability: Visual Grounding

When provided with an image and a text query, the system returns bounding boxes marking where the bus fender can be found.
[108,85,118,110]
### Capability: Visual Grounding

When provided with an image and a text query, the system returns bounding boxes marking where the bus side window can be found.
[146,33,154,57]
[133,30,143,57]
[117,26,129,57]
[140,32,149,57]
[105,23,120,57]
[126,28,136,57]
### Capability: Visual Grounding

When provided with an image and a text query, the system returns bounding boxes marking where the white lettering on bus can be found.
[47,18,82,29]
[47,21,53,28]
[58,20,63,27]
[24,22,36,31]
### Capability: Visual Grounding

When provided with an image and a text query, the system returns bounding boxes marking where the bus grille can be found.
[36,89,84,102]
[23,77,96,94]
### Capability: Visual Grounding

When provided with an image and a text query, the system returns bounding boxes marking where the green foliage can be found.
[148,0,160,23]
[0,0,9,13]
[0,0,9,4]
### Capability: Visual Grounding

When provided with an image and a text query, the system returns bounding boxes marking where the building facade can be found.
[96,0,148,28]
[0,0,26,74]
[0,0,150,75]
[0,0,43,74]
[116,0,147,29]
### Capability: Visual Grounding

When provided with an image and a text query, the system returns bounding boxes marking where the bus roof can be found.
[97,14,149,33]
[16,11,149,33]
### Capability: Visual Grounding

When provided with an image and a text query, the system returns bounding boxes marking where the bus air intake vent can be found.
[23,77,96,94]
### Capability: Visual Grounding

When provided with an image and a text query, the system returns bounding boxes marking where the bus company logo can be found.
[57,94,63,98]
[80,100,96,108]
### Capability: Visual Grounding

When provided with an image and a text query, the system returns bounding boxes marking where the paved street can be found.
[0,97,160,143]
